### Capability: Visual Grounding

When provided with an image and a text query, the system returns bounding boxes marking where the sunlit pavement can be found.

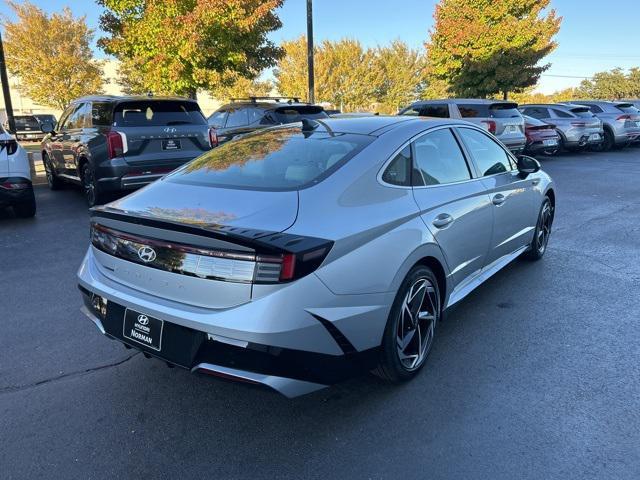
[1,148,639,479]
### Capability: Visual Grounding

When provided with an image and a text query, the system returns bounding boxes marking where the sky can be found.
[1,0,639,94]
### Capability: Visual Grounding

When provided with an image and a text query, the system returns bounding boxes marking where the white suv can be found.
[0,126,36,217]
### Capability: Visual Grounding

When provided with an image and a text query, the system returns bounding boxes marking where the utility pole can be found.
[0,31,15,133]
[306,0,315,104]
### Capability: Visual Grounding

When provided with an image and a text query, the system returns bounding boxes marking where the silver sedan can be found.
[78,116,555,397]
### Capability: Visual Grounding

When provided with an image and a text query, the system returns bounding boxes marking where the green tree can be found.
[98,0,284,97]
[2,1,103,110]
[578,68,640,99]
[372,40,427,113]
[275,36,379,111]
[209,74,274,102]
[426,0,561,99]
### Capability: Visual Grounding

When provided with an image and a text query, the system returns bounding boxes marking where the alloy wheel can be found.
[44,157,54,187]
[536,202,553,254]
[396,277,438,371]
[83,165,96,206]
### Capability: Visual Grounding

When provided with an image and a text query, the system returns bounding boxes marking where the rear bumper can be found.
[96,159,192,192]
[500,139,526,153]
[79,286,379,397]
[76,247,391,395]
[614,130,640,144]
[0,177,33,206]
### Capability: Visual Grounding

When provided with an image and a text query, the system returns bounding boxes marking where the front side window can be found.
[66,103,88,130]
[382,145,412,186]
[57,104,79,130]
[457,127,514,176]
[412,128,471,186]
[399,106,422,116]
[167,127,374,191]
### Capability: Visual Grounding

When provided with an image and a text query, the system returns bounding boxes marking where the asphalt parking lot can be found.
[1,148,639,479]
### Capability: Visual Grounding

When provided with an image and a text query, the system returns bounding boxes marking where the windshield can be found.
[167,126,373,191]
[458,103,521,118]
[114,101,206,127]
[14,116,40,128]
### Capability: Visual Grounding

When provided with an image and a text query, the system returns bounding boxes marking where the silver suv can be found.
[572,100,640,150]
[519,103,603,151]
[399,99,526,153]
[78,116,555,397]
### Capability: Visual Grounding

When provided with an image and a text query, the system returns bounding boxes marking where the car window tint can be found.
[552,108,573,118]
[273,106,328,123]
[570,108,595,118]
[66,103,88,129]
[382,145,412,186]
[114,101,206,126]
[247,108,265,125]
[399,106,422,116]
[91,102,113,126]
[420,104,449,118]
[587,104,603,113]
[458,127,514,176]
[412,129,471,186]
[208,110,228,128]
[167,127,373,191]
[525,107,549,119]
[58,105,79,130]
[225,108,249,128]
[615,104,639,113]
[458,104,487,118]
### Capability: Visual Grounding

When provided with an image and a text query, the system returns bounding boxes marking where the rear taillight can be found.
[616,115,631,122]
[0,140,18,155]
[106,131,125,159]
[570,122,587,127]
[208,127,218,148]
[0,181,29,190]
[481,120,496,134]
[91,223,333,284]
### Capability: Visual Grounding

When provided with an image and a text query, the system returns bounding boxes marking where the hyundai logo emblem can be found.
[137,314,149,326]
[163,127,177,133]
[137,246,157,263]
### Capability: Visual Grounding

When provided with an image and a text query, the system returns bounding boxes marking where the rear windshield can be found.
[167,126,373,191]
[570,108,596,118]
[615,103,639,114]
[273,106,328,124]
[113,101,206,127]
[458,103,521,118]
[14,116,40,128]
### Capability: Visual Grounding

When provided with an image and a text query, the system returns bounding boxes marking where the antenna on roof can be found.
[301,118,319,132]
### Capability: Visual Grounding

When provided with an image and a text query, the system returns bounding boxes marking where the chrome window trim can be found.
[377,124,486,190]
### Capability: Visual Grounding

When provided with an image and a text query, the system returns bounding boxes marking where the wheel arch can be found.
[545,187,556,209]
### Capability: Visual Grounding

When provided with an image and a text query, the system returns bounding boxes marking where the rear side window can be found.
[273,106,328,124]
[615,104,639,113]
[421,104,450,118]
[523,107,549,119]
[168,127,373,191]
[91,102,113,126]
[382,145,412,186]
[458,127,514,176]
[552,108,573,118]
[400,106,422,116]
[586,104,603,113]
[458,104,487,118]
[114,101,206,127]
[568,108,594,119]
[413,129,471,186]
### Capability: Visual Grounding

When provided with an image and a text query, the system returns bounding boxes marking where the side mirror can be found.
[516,155,540,177]
[40,121,55,134]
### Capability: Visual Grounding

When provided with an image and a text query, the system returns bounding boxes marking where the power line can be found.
[541,74,592,79]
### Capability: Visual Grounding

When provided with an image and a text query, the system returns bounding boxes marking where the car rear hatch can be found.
[567,106,602,132]
[458,102,524,143]
[112,99,211,168]
[614,103,640,132]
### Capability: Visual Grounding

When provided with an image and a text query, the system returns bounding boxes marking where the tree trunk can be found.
[502,90,508,100]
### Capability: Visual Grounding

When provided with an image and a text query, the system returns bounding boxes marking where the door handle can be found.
[492,194,506,206]
[432,213,454,229]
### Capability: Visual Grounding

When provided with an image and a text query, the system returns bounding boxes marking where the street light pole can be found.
[306,0,315,104]
[0,31,15,133]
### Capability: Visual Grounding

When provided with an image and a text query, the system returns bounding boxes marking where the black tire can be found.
[81,163,107,207]
[13,188,36,218]
[373,265,440,382]
[43,153,64,190]
[556,132,565,153]
[602,129,615,151]
[523,197,553,261]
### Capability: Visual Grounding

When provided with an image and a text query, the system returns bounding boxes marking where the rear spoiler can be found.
[90,206,330,255]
